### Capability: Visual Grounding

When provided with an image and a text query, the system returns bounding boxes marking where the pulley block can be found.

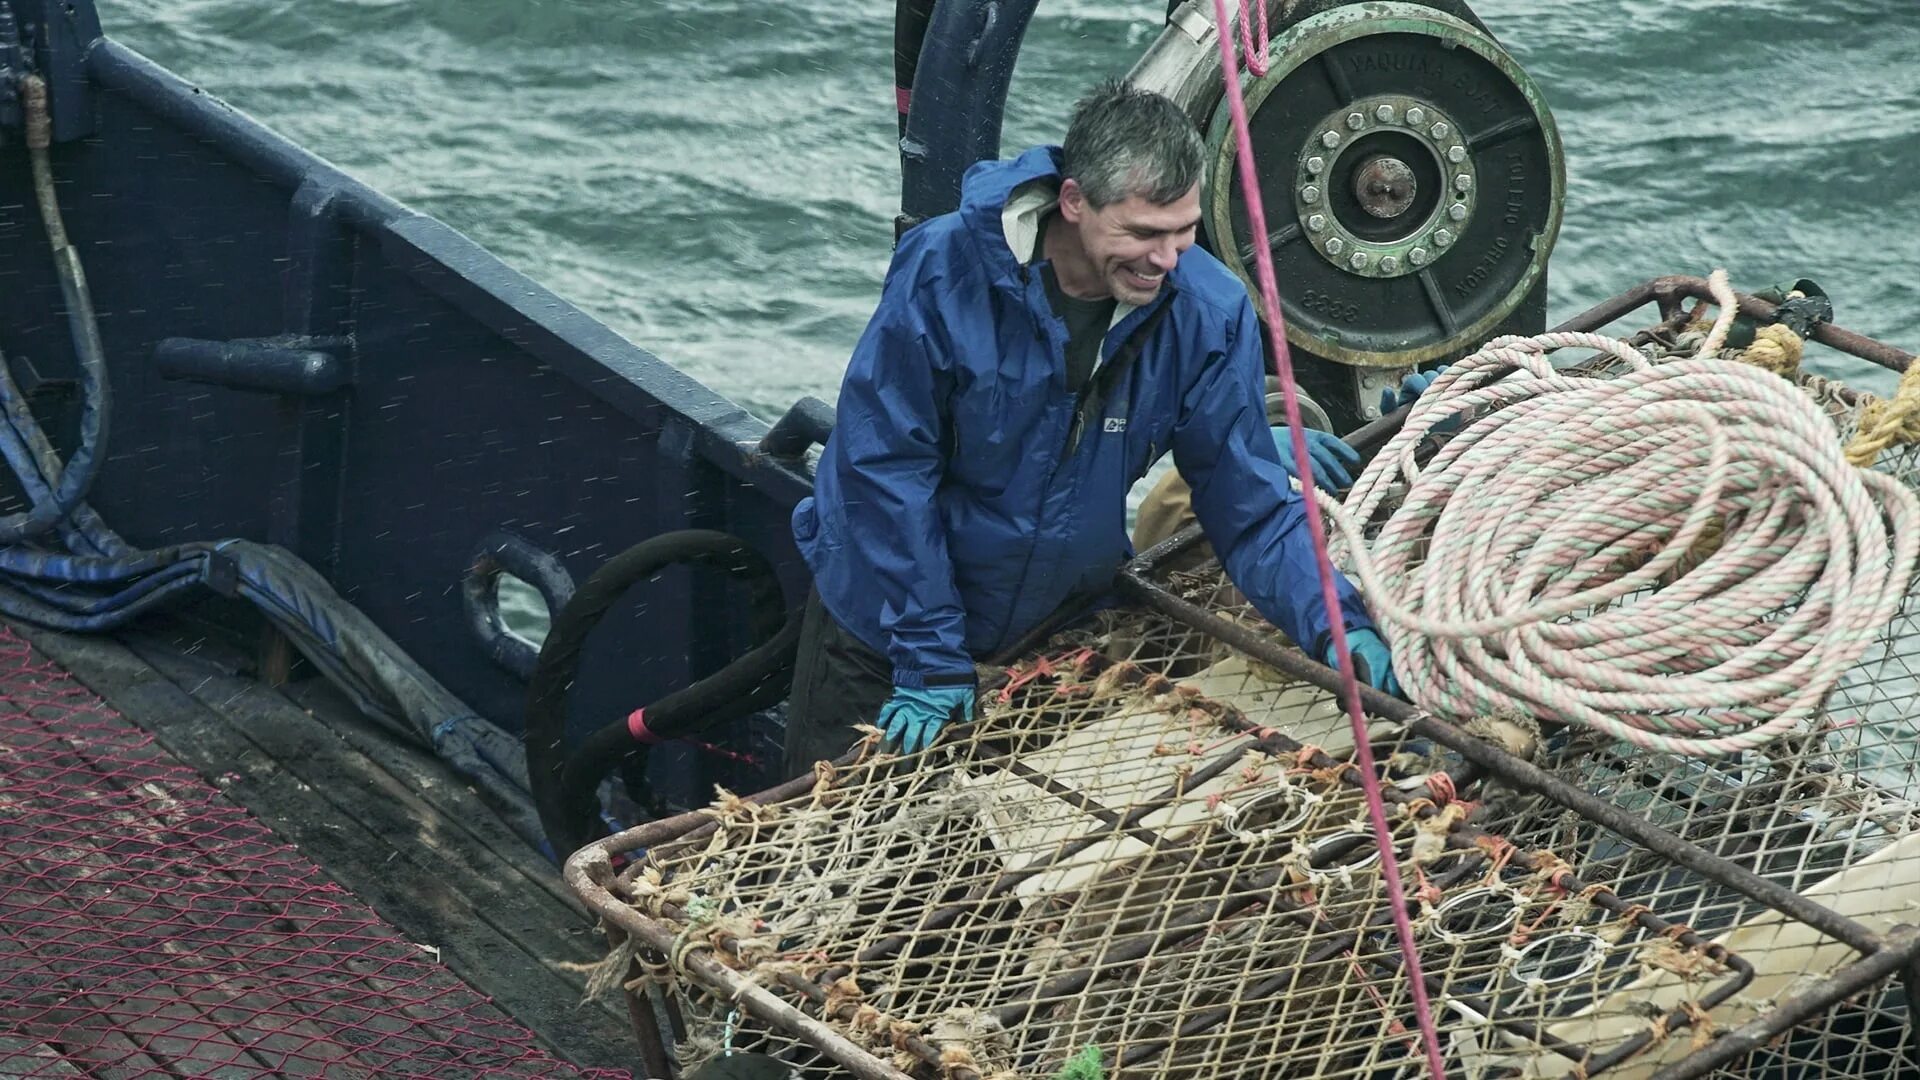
[1201,2,1564,368]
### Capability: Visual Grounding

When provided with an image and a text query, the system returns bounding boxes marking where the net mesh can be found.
[582,332,1920,1079]
[0,627,633,1080]
[1121,352,1920,1079]
[611,645,1754,1080]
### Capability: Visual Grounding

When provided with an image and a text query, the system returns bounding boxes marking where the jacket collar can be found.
[999,178,1057,266]
[968,149,1148,331]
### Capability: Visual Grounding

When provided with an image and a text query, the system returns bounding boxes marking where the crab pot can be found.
[566,291,1920,1079]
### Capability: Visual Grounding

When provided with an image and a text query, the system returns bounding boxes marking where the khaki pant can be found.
[1133,376,1300,562]
[1133,465,1206,559]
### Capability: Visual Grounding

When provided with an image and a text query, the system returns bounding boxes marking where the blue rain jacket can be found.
[793,146,1374,688]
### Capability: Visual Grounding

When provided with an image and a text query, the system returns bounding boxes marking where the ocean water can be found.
[101,0,1920,418]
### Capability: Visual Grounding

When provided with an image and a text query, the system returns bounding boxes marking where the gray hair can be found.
[1062,78,1206,209]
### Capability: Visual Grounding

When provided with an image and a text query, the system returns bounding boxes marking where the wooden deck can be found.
[3,615,641,1078]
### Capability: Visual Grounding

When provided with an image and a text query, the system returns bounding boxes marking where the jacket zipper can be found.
[994,298,1171,651]
[995,281,1073,648]
[1062,297,1170,460]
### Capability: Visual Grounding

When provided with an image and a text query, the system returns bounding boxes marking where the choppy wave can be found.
[102,0,1920,414]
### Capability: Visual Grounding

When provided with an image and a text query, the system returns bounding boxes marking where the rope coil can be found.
[1326,274,1920,757]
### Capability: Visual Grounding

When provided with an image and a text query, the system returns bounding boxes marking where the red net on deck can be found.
[0,628,630,1079]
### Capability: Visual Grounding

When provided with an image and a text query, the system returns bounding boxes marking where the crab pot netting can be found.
[1474,376,1920,1080]
[583,348,1920,1079]
[601,639,1756,1080]
[1122,355,1920,1078]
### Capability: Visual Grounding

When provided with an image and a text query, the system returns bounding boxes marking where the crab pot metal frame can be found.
[565,283,1920,1080]
[567,660,1761,1080]
[1116,538,1920,1080]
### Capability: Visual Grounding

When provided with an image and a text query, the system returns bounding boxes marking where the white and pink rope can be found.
[1326,274,1920,757]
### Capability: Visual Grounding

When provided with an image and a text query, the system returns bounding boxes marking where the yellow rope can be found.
[1701,294,1919,470]
[1734,322,1804,376]
[1846,360,1920,467]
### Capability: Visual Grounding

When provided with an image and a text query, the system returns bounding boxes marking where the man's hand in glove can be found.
[1271,426,1362,489]
[1378,365,1449,415]
[1329,628,1402,698]
[878,685,976,755]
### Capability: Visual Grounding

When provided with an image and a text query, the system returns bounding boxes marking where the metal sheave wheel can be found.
[1197,2,1565,368]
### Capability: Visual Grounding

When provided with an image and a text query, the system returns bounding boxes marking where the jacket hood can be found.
[957,145,1067,290]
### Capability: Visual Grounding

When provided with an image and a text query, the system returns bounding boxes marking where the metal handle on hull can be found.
[154,336,351,397]
[759,395,836,460]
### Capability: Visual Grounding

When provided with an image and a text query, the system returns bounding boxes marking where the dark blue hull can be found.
[0,21,817,805]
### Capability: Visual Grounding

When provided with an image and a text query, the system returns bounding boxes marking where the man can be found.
[783,79,1398,775]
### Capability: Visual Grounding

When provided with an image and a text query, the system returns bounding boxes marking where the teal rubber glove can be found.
[1379,364,1450,415]
[1271,426,1362,489]
[1329,629,1402,698]
[878,685,976,755]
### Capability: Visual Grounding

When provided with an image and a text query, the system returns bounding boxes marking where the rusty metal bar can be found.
[1546,274,1913,374]
[1646,275,1914,374]
[564,846,919,1080]
[1114,567,1888,957]
[1340,273,1911,456]
[1647,927,1920,1080]
[619,963,675,1080]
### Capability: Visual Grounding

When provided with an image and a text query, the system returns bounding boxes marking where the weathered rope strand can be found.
[1325,272,1920,757]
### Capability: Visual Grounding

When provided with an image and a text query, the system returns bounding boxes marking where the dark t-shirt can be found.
[1039,262,1116,395]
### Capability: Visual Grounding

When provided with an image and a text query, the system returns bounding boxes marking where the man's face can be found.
[1059,179,1202,305]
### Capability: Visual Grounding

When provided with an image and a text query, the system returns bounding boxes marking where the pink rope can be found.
[1207,4,1446,1075]
[1236,0,1271,75]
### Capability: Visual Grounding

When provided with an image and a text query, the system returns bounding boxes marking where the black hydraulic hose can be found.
[893,0,939,138]
[558,615,797,811]
[7,74,112,545]
[524,530,801,857]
